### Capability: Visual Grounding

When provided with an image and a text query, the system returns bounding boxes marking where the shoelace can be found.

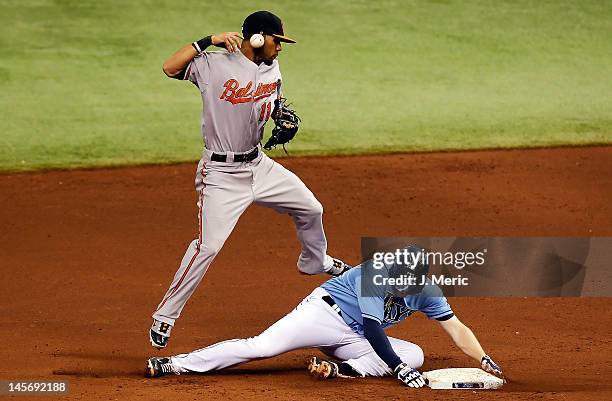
[161,361,180,375]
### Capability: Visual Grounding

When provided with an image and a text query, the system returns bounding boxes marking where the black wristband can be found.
[192,35,212,53]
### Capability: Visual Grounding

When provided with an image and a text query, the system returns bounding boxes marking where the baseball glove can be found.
[263,97,300,152]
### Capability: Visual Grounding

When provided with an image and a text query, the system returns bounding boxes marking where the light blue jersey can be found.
[321,266,453,335]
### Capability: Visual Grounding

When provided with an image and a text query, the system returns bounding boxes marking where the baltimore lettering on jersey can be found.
[220,79,278,104]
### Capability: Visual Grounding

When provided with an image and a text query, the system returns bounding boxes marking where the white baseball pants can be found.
[153,150,330,326]
[170,288,424,377]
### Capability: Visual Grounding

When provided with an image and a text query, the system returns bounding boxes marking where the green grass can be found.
[1,0,611,171]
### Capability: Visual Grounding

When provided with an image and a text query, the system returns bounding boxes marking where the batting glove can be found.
[481,355,503,377]
[394,363,427,388]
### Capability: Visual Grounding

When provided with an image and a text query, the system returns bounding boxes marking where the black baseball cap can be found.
[242,11,296,44]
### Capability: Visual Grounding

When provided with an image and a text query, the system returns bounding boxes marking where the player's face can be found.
[260,35,282,63]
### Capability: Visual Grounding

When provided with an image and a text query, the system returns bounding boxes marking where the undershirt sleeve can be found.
[362,317,402,371]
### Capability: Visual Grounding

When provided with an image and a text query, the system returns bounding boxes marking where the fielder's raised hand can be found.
[394,363,427,388]
[481,355,504,377]
[211,32,243,53]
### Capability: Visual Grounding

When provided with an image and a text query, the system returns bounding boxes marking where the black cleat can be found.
[307,356,339,379]
[307,356,361,379]
[149,319,172,349]
[145,357,180,378]
[327,258,352,277]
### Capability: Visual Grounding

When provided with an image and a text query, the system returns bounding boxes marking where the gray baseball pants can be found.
[153,149,328,325]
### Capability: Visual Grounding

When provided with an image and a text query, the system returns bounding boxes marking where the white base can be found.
[423,368,505,390]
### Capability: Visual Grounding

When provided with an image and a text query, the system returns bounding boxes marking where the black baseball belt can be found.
[211,147,259,163]
[322,295,342,317]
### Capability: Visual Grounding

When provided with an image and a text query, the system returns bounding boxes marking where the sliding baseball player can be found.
[145,246,503,387]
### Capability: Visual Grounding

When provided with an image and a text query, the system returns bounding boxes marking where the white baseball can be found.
[250,34,265,48]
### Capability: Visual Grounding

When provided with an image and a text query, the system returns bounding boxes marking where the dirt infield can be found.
[1,146,611,400]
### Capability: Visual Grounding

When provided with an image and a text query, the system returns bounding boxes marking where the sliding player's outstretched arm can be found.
[438,315,503,377]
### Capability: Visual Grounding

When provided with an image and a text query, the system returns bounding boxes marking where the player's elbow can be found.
[162,60,183,78]
[162,62,175,77]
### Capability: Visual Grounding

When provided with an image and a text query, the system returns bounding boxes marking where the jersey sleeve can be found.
[356,274,385,323]
[184,52,212,90]
[419,293,454,321]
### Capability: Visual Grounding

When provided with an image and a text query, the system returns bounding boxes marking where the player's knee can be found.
[308,199,323,216]
[414,346,425,368]
[247,337,277,359]
[290,198,323,222]
[399,343,424,368]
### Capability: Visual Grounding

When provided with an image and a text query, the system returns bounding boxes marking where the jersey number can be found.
[259,101,272,122]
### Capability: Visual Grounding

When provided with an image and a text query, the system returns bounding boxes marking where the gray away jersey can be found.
[321,267,454,335]
[185,50,281,152]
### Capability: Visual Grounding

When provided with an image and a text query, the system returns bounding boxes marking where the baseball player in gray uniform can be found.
[149,11,351,349]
